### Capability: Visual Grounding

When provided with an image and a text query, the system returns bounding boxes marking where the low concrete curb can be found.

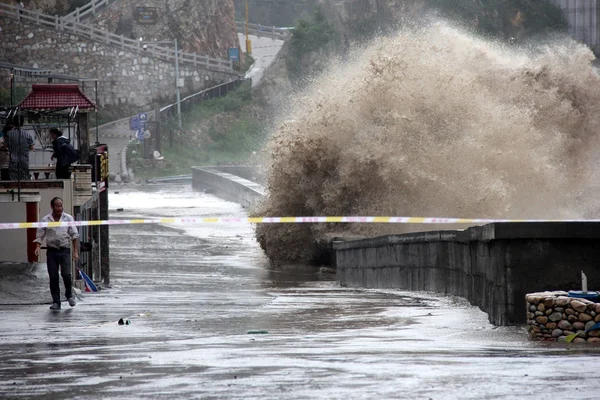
[191,167,264,208]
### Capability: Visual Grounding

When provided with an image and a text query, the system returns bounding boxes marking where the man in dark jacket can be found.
[50,128,78,179]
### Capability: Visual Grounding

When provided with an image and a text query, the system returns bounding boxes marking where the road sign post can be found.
[229,47,240,70]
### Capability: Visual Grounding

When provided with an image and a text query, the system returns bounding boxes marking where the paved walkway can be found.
[239,34,285,86]
[2,185,600,399]
[98,117,136,177]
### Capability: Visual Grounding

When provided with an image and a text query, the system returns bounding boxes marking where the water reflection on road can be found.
[1,185,600,399]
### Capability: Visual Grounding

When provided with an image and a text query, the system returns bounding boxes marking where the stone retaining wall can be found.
[526,291,600,342]
[0,17,235,116]
[335,222,600,326]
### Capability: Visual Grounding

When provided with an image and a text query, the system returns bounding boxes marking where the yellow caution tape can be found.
[1,216,599,230]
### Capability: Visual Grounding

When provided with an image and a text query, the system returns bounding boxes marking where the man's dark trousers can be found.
[55,165,70,179]
[47,248,72,304]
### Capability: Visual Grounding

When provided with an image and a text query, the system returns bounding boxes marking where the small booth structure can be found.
[0,84,110,286]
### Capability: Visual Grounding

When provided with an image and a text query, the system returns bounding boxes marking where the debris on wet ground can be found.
[247,330,269,334]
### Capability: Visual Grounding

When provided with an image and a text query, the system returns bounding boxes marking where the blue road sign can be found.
[137,129,145,141]
[130,116,140,131]
[228,47,239,61]
[139,113,148,122]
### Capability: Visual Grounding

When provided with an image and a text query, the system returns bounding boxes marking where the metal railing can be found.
[0,3,233,72]
[160,78,246,122]
[236,21,292,40]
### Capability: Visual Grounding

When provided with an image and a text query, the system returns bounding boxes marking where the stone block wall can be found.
[0,16,235,117]
[526,291,600,343]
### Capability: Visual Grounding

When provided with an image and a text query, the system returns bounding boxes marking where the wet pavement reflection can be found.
[1,185,600,399]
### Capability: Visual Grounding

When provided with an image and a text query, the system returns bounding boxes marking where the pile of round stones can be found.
[526,291,600,343]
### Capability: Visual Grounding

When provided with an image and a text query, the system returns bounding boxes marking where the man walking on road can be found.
[34,197,79,310]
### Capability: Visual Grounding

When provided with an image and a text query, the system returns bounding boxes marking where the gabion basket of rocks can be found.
[526,291,600,343]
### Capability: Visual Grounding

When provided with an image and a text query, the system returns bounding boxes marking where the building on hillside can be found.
[548,0,600,53]
[0,83,111,287]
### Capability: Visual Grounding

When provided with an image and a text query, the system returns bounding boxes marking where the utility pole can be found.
[174,38,182,130]
[245,0,252,54]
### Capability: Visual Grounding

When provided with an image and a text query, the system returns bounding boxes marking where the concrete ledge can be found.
[334,222,600,326]
[210,165,264,184]
[191,167,265,208]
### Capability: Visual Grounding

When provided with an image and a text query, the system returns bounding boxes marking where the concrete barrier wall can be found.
[211,165,265,184]
[191,167,265,208]
[334,223,600,326]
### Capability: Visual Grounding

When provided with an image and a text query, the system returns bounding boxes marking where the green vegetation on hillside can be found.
[286,6,336,82]
[128,81,265,179]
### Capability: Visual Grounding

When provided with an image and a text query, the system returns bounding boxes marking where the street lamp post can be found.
[140,38,182,129]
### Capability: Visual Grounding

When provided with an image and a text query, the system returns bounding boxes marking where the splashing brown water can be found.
[255,22,600,265]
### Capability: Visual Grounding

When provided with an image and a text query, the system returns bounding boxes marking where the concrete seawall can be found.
[191,167,265,208]
[334,222,600,326]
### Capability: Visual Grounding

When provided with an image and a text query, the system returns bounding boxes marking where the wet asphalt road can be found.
[2,185,600,400]
[238,33,285,87]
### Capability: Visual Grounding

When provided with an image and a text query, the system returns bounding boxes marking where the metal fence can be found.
[0,3,232,72]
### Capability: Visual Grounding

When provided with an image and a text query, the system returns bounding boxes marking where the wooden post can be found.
[26,201,39,262]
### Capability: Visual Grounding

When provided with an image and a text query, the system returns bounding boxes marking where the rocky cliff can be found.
[14,0,70,14]
[87,0,241,61]
[318,0,425,42]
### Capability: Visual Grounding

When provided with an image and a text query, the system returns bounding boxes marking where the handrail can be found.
[0,3,233,72]
[159,78,242,114]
